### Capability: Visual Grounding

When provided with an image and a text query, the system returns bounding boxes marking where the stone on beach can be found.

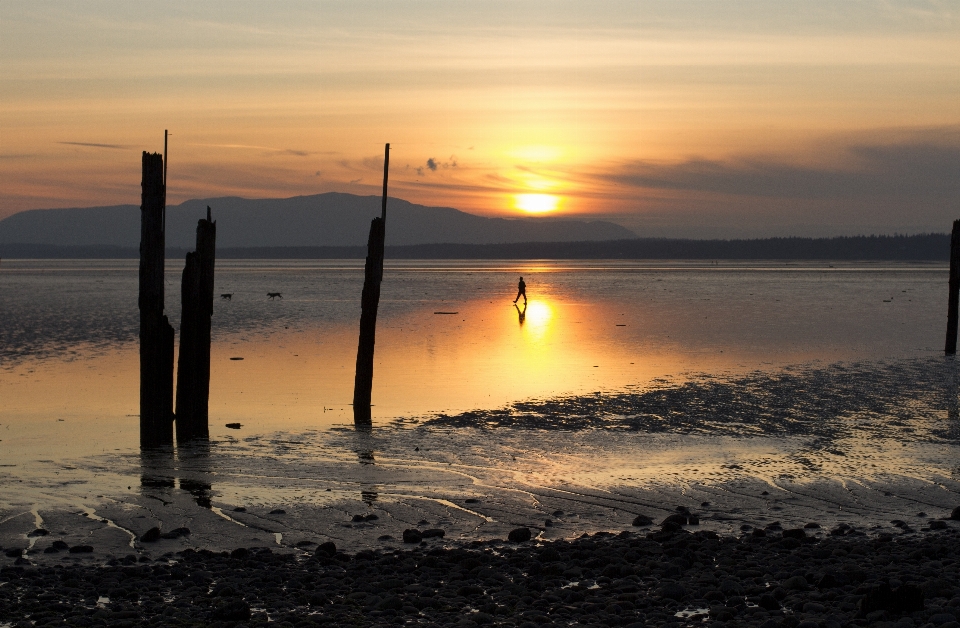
[508,527,532,542]
[402,529,422,543]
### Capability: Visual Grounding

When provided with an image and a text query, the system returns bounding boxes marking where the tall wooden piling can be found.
[139,151,174,448]
[946,219,960,354]
[176,207,217,443]
[353,143,390,425]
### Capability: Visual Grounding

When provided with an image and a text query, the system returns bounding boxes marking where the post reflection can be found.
[177,440,213,508]
[140,447,175,489]
[139,442,213,509]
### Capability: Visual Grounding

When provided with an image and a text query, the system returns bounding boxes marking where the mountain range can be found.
[0,193,635,248]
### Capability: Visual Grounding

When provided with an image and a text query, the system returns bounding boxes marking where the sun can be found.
[515,194,560,214]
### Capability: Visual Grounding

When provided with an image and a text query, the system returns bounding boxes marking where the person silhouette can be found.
[513,276,526,304]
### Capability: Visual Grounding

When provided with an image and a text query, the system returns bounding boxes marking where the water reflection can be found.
[177,441,213,508]
[139,442,213,508]
[140,448,175,489]
[515,302,526,326]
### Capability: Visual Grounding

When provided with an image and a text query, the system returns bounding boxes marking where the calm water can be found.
[3,259,960,542]
[0,259,947,459]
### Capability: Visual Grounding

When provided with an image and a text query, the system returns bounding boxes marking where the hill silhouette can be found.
[0,193,634,248]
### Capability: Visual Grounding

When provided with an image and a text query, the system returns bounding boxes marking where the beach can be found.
[2,260,958,625]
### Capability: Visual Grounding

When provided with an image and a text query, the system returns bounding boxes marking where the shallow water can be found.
[2,259,959,551]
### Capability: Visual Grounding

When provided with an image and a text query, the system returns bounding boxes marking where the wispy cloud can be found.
[57,141,130,150]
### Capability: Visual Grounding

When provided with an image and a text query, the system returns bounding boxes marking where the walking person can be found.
[513,276,526,304]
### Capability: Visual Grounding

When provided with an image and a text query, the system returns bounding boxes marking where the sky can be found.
[1,0,959,237]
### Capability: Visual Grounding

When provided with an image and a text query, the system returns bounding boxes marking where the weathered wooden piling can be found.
[175,207,217,443]
[353,143,390,425]
[946,219,960,354]
[139,151,174,448]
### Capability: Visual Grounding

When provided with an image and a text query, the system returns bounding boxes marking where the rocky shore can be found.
[4,516,960,627]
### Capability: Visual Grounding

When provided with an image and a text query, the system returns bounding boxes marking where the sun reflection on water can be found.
[520,300,553,340]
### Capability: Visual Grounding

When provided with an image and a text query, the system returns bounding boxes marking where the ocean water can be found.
[2,259,959,544]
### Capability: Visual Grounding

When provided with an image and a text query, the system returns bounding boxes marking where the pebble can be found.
[4,524,960,626]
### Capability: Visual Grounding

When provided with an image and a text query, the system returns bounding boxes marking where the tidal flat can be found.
[2,260,959,625]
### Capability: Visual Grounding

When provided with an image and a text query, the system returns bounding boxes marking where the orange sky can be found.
[2,1,959,237]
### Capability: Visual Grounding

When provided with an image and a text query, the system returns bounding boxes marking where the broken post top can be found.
[141,152,164,199]
[206,205,211,222]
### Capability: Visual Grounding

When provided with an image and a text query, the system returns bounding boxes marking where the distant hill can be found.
[0,193,634,248]
[0,234,949,260]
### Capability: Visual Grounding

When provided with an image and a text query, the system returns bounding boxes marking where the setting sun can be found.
[515,194,560,214]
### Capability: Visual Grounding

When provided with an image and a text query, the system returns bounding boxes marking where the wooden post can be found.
[139,151,174,448]
[176,207,216,442]
[353,143,390,425]
[946,219,960,354]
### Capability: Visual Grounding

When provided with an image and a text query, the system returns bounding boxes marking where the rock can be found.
[160,527,190,539]
[43,547,59,554]
[657,583,686,601]
[422,529,445,538]
[402,529,423,544]
[211,599,251,621]
[719,579,742,596]
[661,520,683,533]
[782,575,808,590]
[758,594,780,610]
[553,510,564,516]
[930,520,948,530]
[316,542,337,557]
[140,527,161,542]
[230,548,249,559]
[465,498,479,504]
[225,423,242,429]
[858,582,924,616]
[544,519,552,527]
[68,545,93,553]
[782,528,806,540]
[51,540,69,550]
[4,549,21,557]
[662,513,688,527]
[803,522,821,529]
[364,514,379,521]
[951,506,960,521]
[268,509,286,515]
[508,527,532,543]
[378,596,404,611]
[27,529,48,537]
[295,540,315,547]
[351,514,367,522]
[752,528,767,537]
[233,507,246,512]
[632,514,653,526]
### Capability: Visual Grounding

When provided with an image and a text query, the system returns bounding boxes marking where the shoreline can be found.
[3,519,960,626]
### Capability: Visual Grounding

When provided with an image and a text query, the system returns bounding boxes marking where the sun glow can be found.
[515,194,560,214]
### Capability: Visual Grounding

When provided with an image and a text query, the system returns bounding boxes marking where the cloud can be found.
[421,156,458,175]
[609,139,960,201]
[57,141,130,150]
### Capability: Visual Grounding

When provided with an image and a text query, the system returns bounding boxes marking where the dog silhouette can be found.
[267,292,283,300]
[220,293,232,300]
